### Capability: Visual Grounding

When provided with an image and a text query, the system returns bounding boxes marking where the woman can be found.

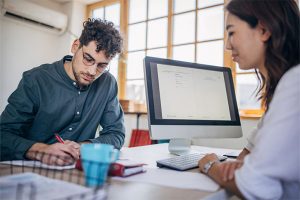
[198,0,300,199]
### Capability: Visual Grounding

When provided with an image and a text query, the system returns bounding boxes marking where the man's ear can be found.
[71,39,80,54]
[258,21,271,42]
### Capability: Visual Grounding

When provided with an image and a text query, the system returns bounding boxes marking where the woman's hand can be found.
[219,160,243,181]
[198,153,220,173]
[237,148,250,161]
[199,154,243,182]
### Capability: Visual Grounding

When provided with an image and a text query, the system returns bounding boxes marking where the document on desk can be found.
[0,160,75,170]
[0,172,106,200]
[112,168,220,192]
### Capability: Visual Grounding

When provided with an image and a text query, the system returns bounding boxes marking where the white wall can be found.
[123,114,259,150]
[67,1,87,38]
[0,0,86,112]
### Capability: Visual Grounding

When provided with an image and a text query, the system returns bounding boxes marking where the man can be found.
[0,18,125,165]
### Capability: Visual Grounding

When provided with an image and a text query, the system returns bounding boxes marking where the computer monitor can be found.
[144,56,242,155]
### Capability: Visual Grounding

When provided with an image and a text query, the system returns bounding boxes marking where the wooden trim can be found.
[118,0,128,99]
[87,0,120,11]
[145,0,149,55]
[124,111,147,115]
[129,16,168,25]
[198,3,224,10]
[235,72,256,75]
[240,109,264,115]
[239,109,264,119]
[194,0,198,63]
[240,114,262,120]
[85,7,91,20]
[167,0,173,58]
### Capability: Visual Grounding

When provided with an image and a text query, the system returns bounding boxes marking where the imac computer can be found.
[144,56,242,155]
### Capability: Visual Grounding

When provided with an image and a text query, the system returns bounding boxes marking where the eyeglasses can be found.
[81,47,110,74]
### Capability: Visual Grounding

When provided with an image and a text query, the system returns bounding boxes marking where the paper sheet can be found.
[0,160,75,170]
[112,167,220,192]
[0,172,106,200]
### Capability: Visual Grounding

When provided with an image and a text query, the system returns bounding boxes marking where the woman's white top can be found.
[235,64,300,200]
[245,117,263,152]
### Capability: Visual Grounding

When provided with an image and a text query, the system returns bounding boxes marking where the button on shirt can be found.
[0,56,125,160]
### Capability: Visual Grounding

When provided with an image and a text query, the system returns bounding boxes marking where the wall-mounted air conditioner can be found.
[1,0,68,34]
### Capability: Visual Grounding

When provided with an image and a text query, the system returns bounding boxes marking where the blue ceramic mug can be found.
[81,143,119,187]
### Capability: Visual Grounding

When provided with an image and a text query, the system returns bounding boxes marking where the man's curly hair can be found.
[79,18,123,59]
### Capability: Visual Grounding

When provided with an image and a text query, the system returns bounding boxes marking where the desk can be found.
[0,144,238,200]
[110,143,237,200]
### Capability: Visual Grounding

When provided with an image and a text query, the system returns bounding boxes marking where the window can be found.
[127,0,168,102]
[87,0,264,117]
[235,64,262,112]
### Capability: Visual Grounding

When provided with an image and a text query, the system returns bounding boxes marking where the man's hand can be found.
[26,141,80,166]
[219,160,243,181]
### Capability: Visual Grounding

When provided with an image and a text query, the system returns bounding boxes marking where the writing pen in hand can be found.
[55,133,81,161]
[55,133,79,164]
[55,133,65,144]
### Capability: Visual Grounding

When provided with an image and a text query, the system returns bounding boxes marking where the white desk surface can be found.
[106,143,240,200]
[0,144,239,200]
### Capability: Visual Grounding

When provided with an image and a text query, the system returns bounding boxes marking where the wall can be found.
[0,0,86,113]
[123,115,259,150]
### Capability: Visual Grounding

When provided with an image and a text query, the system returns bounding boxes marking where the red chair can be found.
[129,129,152,147]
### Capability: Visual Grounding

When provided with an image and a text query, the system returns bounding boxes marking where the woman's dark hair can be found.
[226,0,300,110]
[79,18,123,59]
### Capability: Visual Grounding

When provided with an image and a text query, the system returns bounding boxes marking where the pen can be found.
[55,133,65,144]
[223,154,238,159]
[55,133,81,164]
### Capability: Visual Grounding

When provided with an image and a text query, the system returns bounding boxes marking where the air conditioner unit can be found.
[1,0,68,34]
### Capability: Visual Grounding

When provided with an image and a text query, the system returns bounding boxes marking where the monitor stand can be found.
[168,138,192,156]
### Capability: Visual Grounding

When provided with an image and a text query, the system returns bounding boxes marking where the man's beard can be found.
[71,62,93,88]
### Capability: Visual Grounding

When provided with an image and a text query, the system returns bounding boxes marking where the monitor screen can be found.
[144,56,242,141]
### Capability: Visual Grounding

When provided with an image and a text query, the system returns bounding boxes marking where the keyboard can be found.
[156,153,227,171]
